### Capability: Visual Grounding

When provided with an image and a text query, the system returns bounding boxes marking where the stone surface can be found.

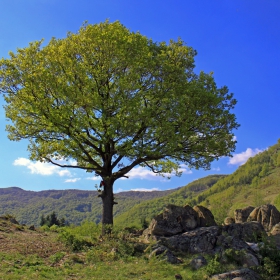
[210,268,260,280]
[193,205,217,227]
[223,221,266,242]
[247,204,280,231]
[234,206,255,223]
[224,217,235,225]
[190,255,207,270]
[161,226,220,254]
[242,252,259,267]
[144,204,198,237]
[149,245,182,264]
[270,222,280,235]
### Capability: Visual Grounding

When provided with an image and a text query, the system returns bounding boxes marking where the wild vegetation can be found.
[1,213,280,280]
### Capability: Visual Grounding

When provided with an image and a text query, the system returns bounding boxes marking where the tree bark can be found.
[99,178,116,235]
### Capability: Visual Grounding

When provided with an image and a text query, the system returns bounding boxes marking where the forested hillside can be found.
[196,139,280,223]
[0,187,176,226]
[116,139,280,227]
[115,175,225,227]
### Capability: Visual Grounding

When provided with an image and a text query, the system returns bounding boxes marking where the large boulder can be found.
[234,206,255,223]
[161,226,221,254]
[143,204,198,237]
[247,204,280,231]
[223,222,266,242]
[157,222,265,255]
[193,205,217,227]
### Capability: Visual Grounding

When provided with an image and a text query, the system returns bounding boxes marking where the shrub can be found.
[205,254,224,276]
[59,230,93,252]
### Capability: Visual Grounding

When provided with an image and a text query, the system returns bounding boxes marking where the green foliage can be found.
[205,254,224,276]
[223,248,246,266]
[59,230,93,252]
[40,211,66,228]
[253,191,267,207]
[260,162,270,177]
[49,252,66,264]
[254,236,280,279]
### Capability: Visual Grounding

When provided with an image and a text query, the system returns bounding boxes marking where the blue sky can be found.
[0,0,279,192]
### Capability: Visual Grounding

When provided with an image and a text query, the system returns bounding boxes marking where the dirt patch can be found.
[0,218,68,258]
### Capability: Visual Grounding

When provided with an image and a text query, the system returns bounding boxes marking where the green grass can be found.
[0,251,212,280]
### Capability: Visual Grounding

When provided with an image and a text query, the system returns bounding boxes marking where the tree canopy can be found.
[0,21,239,230]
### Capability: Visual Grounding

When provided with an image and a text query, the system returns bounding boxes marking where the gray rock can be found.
[193,205,217,227]
[144,204,198,237]
[190,255,207,269]
[223,221,266,242]
[162,226,220,254]
[247,204,280,231]
[210,268,260,280]
[242,252,259,267]
[149,245,181,264]
[234,206,255,223]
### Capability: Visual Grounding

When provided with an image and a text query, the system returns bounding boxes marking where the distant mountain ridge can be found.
[0,186,178,226]
[2,139,280,228]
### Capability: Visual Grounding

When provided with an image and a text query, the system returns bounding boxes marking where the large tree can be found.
[0,21,239,233]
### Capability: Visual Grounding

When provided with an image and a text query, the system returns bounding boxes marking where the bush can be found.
[59,230,93,252]
[205,254,224,276]
[253,236,280,279]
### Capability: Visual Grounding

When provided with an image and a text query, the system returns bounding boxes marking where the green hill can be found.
[114,174,225,227]
[194,139,280,223]
[116,139,280,227]
[0,187,177,226]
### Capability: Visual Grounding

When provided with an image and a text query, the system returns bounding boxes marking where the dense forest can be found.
[0,187,176,226]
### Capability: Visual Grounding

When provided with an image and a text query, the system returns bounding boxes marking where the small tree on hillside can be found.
[0,21,239,234]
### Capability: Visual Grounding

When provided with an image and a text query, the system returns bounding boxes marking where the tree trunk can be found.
[99,178,116,235]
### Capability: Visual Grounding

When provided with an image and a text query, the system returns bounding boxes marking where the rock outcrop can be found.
[210,268,260,280]
[143,204,198,237]
[247,204,280,231]
[234,206,255,223]
[193,205,217,227]
[223,221,265,242]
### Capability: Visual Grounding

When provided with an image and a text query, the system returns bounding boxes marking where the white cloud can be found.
[58,170,72,177]
[86,176,100,181]
[212,167,221,171]
[13,157,72,177]
[65,178,81,183]
[228,148,263,166]
[123,164,192,181]
[130,188,160,192]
